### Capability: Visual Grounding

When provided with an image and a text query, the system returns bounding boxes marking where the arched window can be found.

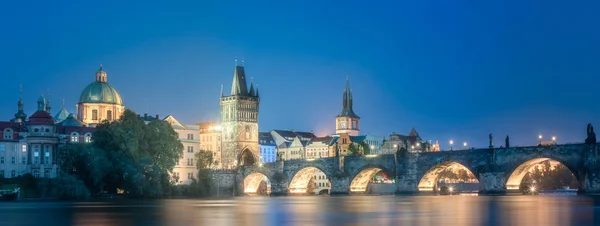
[33,170,40,178]
[92,110,98,120]
[71,132,79,143]
[107,110,113,121]
[44,170,50,178]
[3,129,12,140]
[84,133,92,143]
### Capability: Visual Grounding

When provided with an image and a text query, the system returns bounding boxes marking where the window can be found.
[352,121,357,129]
[11,157,15,164]
[71,132,79,143]
[44,150,50,164]
[44,170,50,178]
[45,128,50,133]
[187,172,193,179]
[107,110,113,121]
[92,110,98,120]
[34,128,39,133]
[11,170,15,177]
[0,157,4,164]
[33,170,40,178]
[34,146,39,164]
[21,157,25,164]
[187,146,194,153]
[3,129,12,139]
[21,144,27,152]
[187,134,194,140]
[84,133,92,143]
[0,144,4,152]
[0,170,3,178]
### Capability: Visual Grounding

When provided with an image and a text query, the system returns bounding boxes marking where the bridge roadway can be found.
[206,143,600,196]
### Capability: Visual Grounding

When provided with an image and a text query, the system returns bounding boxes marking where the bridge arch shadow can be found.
[418,161,479,192]
[350,166,394,194]
[505,157,579,192]
[288,167,331,195]
[243,173,271,195]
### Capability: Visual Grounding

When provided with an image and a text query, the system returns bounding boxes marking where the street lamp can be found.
[552,136,556,144]
[538,134,543,145]
[449,140,454,151]
[463,142,467,150]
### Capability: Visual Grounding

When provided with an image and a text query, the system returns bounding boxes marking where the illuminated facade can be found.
[220,63,260,168]
[198,121,222,168]
[258,132,276,163]
[76,64,125,127]
[162,115,200,184]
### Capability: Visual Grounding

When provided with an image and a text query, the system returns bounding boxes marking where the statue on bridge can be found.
[505,135,510,148]
[489,133,494,148]
[586,123,597,145]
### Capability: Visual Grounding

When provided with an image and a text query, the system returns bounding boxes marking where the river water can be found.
[1,194,599,226]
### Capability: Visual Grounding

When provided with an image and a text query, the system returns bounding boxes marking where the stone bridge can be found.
[206,143,600,196]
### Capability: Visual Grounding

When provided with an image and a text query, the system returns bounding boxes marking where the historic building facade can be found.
[220,63,260,168]
[77,64,125,127]
[0,89,94,179]
[198,121,222,168]
[258,132,276,163]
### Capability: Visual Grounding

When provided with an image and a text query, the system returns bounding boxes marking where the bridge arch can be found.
[505,157,579,191]
[418,161,479,192]
[350,166,394,193]
[243,172,271,195]
[288,167,331,195]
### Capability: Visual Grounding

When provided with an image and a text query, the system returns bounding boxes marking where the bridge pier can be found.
[478,172,507,195]
[330,176,350,195]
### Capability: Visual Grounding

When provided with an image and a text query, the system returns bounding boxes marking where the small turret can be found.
[14,84,27,122]
[37,95,46,112]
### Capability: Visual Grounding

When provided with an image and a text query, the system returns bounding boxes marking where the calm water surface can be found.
[1,194,599,226]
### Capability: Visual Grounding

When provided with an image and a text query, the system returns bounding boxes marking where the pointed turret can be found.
[230,65,249,96]
[249,82,255,96]
[256,85,260,98]
[14,84,27,122]
[37,95,46,112]
[409,127,419,137]
[45,89,52,113]
[337,76,359,118]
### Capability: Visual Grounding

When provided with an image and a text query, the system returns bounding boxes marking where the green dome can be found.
[79,81,123,105]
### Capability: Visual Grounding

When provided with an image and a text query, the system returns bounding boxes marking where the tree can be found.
[347,143,360,156]
[195,150,215,170]
[358,141,371,155]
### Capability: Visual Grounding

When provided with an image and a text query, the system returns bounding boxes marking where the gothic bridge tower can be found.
[220,58,260,168]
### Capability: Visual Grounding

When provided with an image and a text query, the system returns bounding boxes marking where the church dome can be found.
[78,64,123,105]
[79,82,123,105]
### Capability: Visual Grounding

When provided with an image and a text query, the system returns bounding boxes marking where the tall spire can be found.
[37,94,46,112]
[14,84,27,122]
[220,84,224,97]
[45,89,52,113]
[230,57,248,96]
[337,75,359,118]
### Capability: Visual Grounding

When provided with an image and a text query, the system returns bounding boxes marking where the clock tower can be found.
[335,76,360,136]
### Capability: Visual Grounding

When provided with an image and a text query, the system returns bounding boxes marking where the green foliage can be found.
[522,160,578,190]
[347,143,360,156]
[53,109,184,198]
[37,174,91,200]
[195,150,215,170]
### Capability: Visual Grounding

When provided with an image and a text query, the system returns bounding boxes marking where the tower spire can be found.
[337,75,359,118]
[220,84,224,97]
[241,57,244,66]
[45,88,52,113]
[14,84,27,122]
[234,56,238,66]
[230,58,248,96]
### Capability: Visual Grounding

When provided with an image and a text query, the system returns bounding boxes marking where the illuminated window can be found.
[84,133,92,143]
[0,144,4,152]
[92,110,98,120]
[71,132,79,143]
[21,144,27,152]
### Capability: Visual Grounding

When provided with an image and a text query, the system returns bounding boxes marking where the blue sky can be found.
[0,0,598,149]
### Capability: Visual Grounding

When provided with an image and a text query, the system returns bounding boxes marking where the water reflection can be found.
[0,195,598,226]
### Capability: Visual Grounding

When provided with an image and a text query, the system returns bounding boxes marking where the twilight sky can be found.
[0,0,599,149]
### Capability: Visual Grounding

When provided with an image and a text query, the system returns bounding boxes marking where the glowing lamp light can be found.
[530,187,536,192]
[449,187,454,192]
[449,140,454,145]
[552,136,556,141]
[538,135,543,139]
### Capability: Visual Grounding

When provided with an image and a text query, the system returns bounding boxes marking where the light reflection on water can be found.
[0,194,599,226]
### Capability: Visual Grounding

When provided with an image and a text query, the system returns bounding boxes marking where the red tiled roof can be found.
[29,111,54,125]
